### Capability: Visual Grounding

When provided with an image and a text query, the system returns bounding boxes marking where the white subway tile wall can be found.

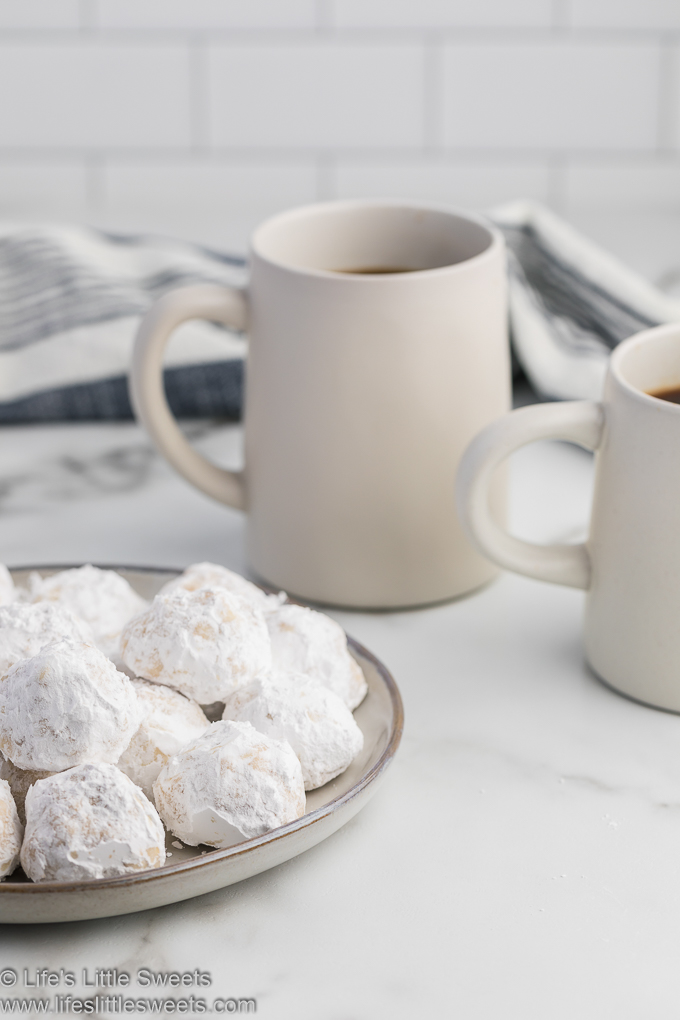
[331,0,554,29]
[101,160,319,248]
[97,1,317,30]
[207,44,424,148]
[667,47,680,148]
[568,1,680,31]
[441,43,660,150]
[334,160,553,208]
[0,45,192,148]
[0,1,79,29]
[564,159,680,209]
[0,0,676,251]
[0,163,88,217]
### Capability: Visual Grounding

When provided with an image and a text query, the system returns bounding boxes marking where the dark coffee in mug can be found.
[333,266,418,275]
[648,386,680,404]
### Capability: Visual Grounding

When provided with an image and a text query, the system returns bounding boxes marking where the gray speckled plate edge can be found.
[0,565,404,924]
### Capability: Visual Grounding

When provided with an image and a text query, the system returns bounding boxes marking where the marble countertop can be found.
[1,210,680,1018]
[0,414,678,1019]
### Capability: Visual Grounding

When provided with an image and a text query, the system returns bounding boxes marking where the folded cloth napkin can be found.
[492,201,680,400]
[0,224,247,422]
[1,205,678,421]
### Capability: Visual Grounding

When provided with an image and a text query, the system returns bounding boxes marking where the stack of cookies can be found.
[0,563,367,882]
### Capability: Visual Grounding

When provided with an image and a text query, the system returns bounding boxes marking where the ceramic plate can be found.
[0,566,403,924]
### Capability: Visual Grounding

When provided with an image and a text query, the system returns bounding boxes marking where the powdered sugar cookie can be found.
[153,719,305,848]
[267,603,367,710]
[0,753,53,825]
[0,638,142,772]
[120,587,272,704]
[30,564,147,659]
[159,561,283,614]
[21,763,165,882]
[0,602,94,676]
[0,779,22,879]
[117,680,210,800]
[222,672,363,790]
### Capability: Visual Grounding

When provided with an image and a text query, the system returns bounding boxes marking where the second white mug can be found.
[131,200,510,609]
[457,322,680,712]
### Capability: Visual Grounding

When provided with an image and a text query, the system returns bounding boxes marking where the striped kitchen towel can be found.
[0,225,247,422]
[492,201,680,400]
[0,204,678,421]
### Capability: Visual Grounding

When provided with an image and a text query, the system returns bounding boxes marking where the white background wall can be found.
[0,0,679,267]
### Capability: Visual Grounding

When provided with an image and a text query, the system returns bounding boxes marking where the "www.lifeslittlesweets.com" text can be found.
[0,995,256,1014]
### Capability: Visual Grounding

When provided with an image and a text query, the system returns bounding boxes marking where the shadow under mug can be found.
[457,322,680,712]
[130,200,510,610]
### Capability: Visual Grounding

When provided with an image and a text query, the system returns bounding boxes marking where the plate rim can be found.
[0,563,404,896]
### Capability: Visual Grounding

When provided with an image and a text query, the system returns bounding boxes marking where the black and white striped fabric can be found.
[0,225,247,422]
[493,201,680,400]
[0,204,678,422]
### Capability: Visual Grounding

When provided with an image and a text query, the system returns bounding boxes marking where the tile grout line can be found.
[547,154,567,214]
[190,40,210,152]
[551,0,570,31]
[0,146,676,161]
[316,153,335,201]
[315,0,333,32]
[78,0,97,32]
[85,152,104,220]
[657,41,677,151]
[0,27,674,45]
[422,37,443,152]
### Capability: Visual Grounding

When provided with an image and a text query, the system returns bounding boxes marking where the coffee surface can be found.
[648,386,680,404]
[332,266,418,275]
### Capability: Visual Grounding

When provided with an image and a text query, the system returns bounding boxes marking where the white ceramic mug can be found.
[457,322,680,711]
[130,201,510,609]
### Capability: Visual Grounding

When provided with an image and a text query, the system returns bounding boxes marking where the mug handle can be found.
[456,400,605,590]
[130,284,248,510]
